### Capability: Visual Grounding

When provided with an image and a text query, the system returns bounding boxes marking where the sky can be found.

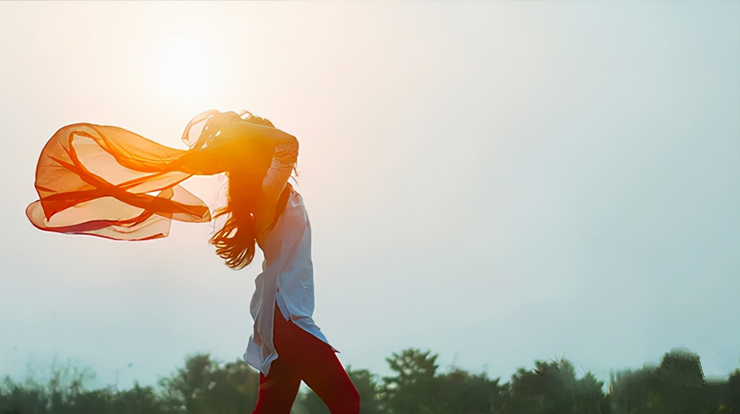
[0,2,738,392]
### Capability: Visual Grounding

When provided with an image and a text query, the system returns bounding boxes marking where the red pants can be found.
[252,304,360,414]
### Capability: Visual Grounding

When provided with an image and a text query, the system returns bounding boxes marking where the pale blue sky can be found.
[0,2,738,391]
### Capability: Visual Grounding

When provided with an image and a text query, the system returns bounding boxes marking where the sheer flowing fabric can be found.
[26,111,224,241]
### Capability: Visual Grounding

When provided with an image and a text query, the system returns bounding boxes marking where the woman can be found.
[26,110,360,413]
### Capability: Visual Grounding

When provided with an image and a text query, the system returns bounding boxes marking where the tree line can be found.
[2,348,739,414]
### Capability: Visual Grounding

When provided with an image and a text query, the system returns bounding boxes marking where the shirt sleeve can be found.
[261,143,298,206]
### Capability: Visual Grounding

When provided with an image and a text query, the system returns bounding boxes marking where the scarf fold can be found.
[26,111,222,241]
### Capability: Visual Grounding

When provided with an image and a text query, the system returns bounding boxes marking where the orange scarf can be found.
[26,111,222,240]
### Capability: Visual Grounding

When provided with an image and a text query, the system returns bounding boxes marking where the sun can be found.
[150,33,218,103]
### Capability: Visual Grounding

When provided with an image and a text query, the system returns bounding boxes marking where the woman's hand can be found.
[201,111,244,140]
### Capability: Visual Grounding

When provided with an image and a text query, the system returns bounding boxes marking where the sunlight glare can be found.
[150,33,217,103]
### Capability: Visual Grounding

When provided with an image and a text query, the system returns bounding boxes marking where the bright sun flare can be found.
[151,34,217,102]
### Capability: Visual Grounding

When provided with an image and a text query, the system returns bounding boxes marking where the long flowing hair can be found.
[208,114,289,270]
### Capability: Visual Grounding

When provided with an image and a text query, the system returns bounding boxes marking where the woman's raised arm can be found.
[203,112,297,153]
[169,112,297,176]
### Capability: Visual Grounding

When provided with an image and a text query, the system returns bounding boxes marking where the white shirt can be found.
[243,148,333,376]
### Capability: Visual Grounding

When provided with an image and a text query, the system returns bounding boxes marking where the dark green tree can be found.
[501,359,573,414]
[652,349,721,414]
[500,356,608,414]
[608,349,730,414]
[609,365,660,413]
[70,389,115,414]
[380,349,441,414]
[572,371,610,414]
[0,361,99,414]
[0,376,49,414]
[1,347,734,414]
[725,369,740,414]
[433,368,507,414]
[160,353,213,414]
[109,383,170,414]
[159,353,260,414]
